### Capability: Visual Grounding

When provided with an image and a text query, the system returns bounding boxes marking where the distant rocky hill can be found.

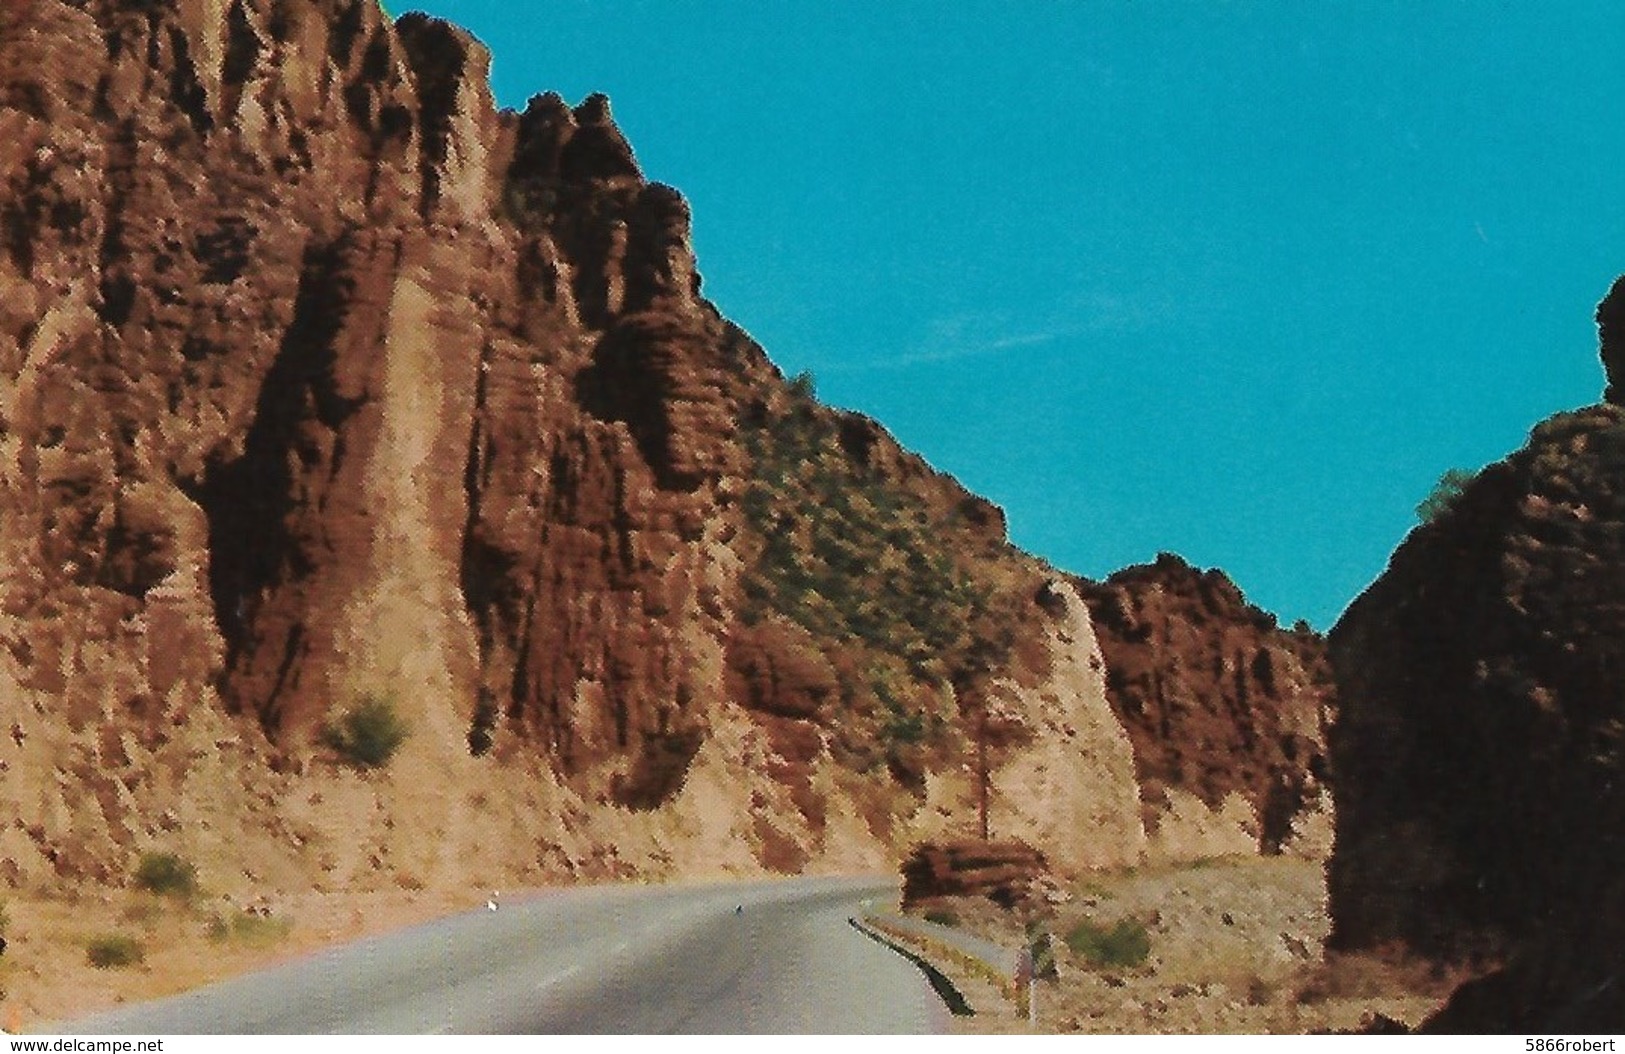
[0,0,1328,895]
[1077,555,1333,860]
[1327,277,1625,1031]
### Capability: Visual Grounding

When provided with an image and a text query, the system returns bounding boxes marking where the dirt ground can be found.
[0,884,495,1031]
[915,854,1470,1034]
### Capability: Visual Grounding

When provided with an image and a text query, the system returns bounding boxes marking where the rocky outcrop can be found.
[901,839,1049,910]
[1076,555,1333,859]
[1418,875,1625,1032]
[0,0,1135,890]
[1600,275,1624,406]
[0,0,1321,898]
[974,579,1146,870]
[1328,402,1625,961]
[1326,283,1625,1030]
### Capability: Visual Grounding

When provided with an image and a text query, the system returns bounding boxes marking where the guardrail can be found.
[846,916,976,1016]
[849,910,1036,1020]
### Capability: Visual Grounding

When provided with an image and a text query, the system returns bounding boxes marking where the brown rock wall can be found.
[1327,283,1625,1030]
[0,0,1325,893]
[1076,554,1332,857]
[1600,274,1624,406]
[1328,403,1625,961]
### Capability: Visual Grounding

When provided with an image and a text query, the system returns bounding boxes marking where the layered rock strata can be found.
[0,0,1330,894]
[1077,556,1333,859]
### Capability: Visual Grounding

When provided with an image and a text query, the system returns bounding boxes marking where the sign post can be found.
[1014,946,1035,1026]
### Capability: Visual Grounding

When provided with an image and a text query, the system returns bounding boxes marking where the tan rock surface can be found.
[0,8,1341,1025]
[980,580,1146,870]
[1076,554,1333,859]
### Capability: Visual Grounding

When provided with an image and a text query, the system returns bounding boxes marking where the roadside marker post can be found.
[1014,946,1035,1025]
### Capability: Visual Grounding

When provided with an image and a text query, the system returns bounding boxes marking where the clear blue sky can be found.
[408,1,1623,628]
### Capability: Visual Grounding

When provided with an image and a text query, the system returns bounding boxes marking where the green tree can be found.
[1417,467,1476,524]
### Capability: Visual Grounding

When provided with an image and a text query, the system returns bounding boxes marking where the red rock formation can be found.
[901,839,1049,910]
[0,0,1065,885]
[0,0,782,817]
[1076,555,1333,856]
[0,0,1321,891]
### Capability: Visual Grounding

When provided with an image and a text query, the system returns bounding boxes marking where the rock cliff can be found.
[1326,281,1625,1030]
[1599,274,1624,406]
[0,0,1326,896]
[1077,555,1333,861]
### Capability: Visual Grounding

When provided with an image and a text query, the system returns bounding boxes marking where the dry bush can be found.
[86,933,144,969]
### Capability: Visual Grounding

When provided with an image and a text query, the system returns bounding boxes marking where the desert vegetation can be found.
[906,856,1456,1034]
[739,390,992,667]
[134,852,200,899]
[1064,916,1152,970]
[85,934,144,970]
[737,382,1024,786]
[205,910,292,947]
[322,695,410,769]
[1415,467,1476,524]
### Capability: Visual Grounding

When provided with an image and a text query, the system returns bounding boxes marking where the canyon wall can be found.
[0,0,1330,896]
[1326,280,1625,1030]
[1078,556,1333,862]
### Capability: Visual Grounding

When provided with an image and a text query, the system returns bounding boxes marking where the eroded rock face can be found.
[1328,403,1625,963]
[0,0,1315,892]
[1076,555,1334,859]
[0,0,690,882]
[1327,286,1625,1030]
[901,839,1049,910]
[979,580,1146,870]
[0,0,1087,886]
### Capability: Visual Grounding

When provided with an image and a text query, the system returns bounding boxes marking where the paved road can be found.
[59,877,947,1034]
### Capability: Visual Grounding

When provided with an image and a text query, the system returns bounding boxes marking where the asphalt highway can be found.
[59,876,948,1034]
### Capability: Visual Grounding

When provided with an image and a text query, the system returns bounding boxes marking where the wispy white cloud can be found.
[832,288,1165,372]
[877,326,1076,368]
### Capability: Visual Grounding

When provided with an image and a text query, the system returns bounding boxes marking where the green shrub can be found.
[134,851,199,898]
[1065,917,1151,969]
[734,375,1022,791]
[206,910,291,946]
[923,909,959,928]
[1416,467,1476,524]
[738,397,992,667]
[323,695,409,769]
[86,934,144,969]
